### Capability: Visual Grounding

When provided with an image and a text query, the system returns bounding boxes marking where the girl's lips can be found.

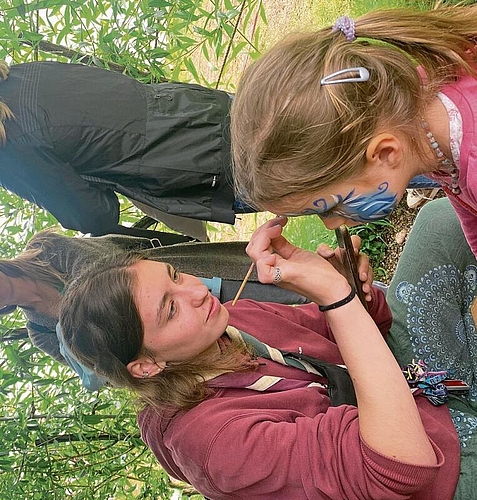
[207,294,219,321]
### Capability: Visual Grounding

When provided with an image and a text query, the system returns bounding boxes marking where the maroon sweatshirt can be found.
[139,289,460,499]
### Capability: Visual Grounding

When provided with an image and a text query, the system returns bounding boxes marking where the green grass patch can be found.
[282,215,335,250]
[349,220,394,280]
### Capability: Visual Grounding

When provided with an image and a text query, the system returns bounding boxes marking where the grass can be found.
[282,216,335,250]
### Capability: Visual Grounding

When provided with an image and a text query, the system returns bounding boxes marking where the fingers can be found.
[315,243,335,260]
[246,216,294,264]
[347,235,374,301]
[317,235,374,302]
[350,234,362,253]
[254,254,279,284]
[356,251,374,301]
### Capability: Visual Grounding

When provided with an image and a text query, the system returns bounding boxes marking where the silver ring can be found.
[142,371,149,379]
[273,266,282,284]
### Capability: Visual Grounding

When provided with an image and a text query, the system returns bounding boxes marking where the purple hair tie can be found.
[332,15,356,42]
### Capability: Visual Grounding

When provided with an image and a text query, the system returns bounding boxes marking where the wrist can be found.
[319,287,356,312]
[316,277,351,305]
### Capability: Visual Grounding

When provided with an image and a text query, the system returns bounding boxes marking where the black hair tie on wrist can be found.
[319,288,356,312]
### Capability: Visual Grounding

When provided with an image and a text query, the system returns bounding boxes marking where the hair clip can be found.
[332,15,356,42]
[320,67,370,86]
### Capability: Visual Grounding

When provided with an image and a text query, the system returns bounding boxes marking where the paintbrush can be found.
[231,262,255,306]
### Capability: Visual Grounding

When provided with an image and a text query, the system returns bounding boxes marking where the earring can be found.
[142,371,149,379]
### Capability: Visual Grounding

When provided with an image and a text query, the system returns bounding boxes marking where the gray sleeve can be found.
[26,320,66,364]
[27,232,135,279]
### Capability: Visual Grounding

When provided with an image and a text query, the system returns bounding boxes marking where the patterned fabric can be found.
[387,197,477,500]
[437,91,463,165]
[392,264,477,397]
[208,326,357,406]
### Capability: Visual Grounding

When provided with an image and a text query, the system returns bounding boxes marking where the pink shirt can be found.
[430,72,477,256]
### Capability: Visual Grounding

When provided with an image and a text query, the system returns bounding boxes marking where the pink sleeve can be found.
[204,404,443,499]
[227,285,392,342]
[448,195,477,257]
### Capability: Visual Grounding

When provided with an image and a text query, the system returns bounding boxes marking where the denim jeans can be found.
[407,174,441,189]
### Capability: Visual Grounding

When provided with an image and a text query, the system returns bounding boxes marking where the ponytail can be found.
[231,4,477,209]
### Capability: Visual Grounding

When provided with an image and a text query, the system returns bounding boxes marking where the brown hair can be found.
[0,229,66,317]
[231,5,477,211]
[59,252,255,411]
[0,229,66,286]
[0,60,14,144]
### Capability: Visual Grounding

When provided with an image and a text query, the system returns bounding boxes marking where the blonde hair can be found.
[60,252,256,411]
[0,60,14,144]
[231,5,477,210]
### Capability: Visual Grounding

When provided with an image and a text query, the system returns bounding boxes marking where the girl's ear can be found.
[127,356,166,379]
[365,133,403,170]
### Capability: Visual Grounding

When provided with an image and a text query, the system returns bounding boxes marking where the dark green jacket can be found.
[0,62,235,234]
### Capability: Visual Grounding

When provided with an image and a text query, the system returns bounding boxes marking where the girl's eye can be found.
[168,301,177,320]
[319,209,335,219]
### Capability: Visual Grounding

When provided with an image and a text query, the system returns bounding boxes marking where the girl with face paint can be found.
[231,5,477,255]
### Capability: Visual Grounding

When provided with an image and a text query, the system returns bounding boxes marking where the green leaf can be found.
[148,0,172,7]
[259,2,267,24]
[183,57,200,82]
[229,41,247,61]
[201,42,210,61]
[81,415,106,424]
[102,29,122,43]
[15,3,27,19]
[149,47,170,58]
[20,31,44,42]
[225,8,240,19]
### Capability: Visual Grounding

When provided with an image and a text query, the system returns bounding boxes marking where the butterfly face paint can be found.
[283,182,398,223]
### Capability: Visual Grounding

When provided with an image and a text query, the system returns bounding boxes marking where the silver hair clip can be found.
[320,67,370,86]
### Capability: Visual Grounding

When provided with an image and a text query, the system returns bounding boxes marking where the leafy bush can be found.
[349,220,394,281]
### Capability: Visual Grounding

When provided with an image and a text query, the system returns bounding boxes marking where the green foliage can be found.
[282,215,334,251]
[349,220,394,281]
[0,0,263,88]
[0,354,172,499]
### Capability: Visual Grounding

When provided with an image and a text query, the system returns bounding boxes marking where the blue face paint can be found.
[282,182,398,222]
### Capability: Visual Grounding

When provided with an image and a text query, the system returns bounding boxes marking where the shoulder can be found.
[24,231,67,255]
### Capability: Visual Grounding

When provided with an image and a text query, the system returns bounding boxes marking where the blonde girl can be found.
[231,5,477,255]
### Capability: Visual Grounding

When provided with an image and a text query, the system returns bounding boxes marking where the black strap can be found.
[282,351,357,407]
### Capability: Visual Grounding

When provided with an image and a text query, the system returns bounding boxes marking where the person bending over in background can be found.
[0,60,238,241]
